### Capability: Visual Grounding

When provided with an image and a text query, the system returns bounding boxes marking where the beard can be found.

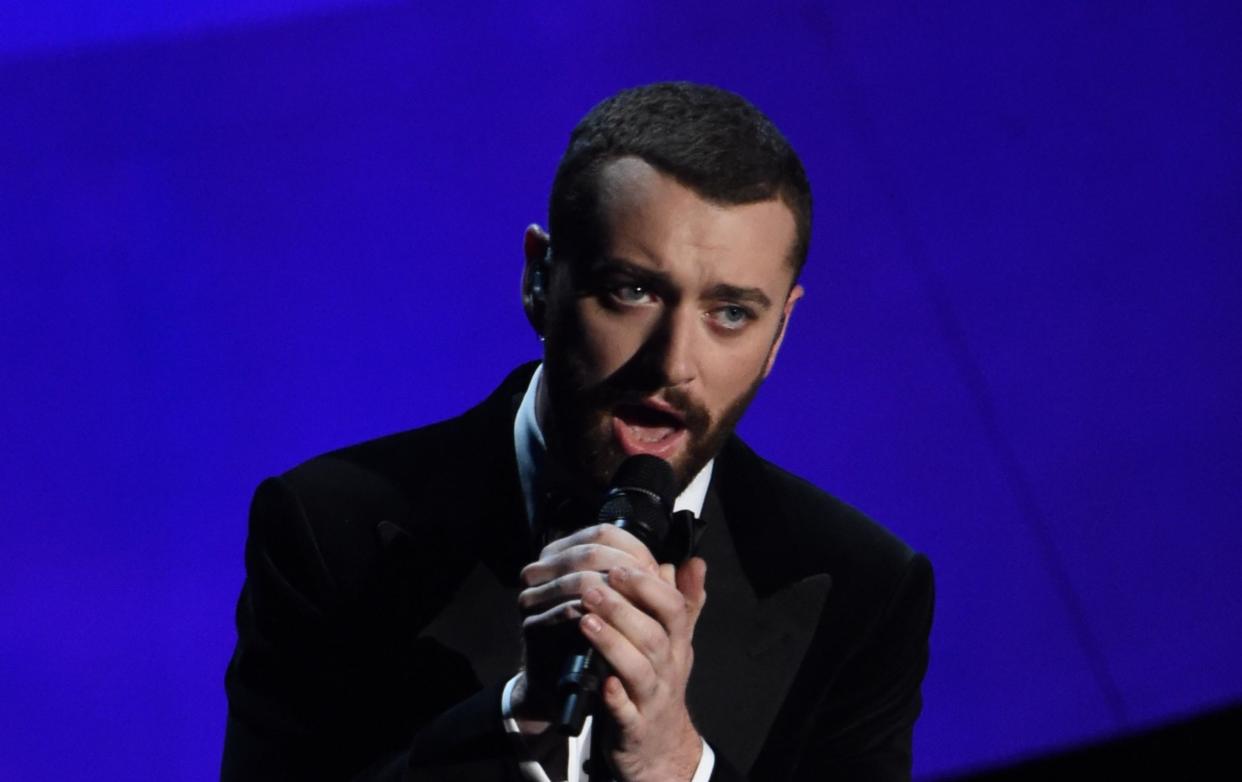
[541,343,765,495]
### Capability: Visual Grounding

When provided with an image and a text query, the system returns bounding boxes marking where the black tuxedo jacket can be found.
[223,363,934,781]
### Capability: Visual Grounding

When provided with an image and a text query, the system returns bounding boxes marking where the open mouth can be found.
[612,402,688,457]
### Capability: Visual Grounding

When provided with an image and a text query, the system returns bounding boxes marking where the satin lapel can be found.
[419,560,524,689]
[687,487,832,774]
[412,375,534,689]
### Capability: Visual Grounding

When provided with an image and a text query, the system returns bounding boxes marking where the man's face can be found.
[533,157,803,492]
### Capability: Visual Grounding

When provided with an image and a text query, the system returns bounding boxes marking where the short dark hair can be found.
[548,82,813,277]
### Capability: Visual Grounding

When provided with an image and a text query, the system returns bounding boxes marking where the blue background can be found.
[2,1,1239,779]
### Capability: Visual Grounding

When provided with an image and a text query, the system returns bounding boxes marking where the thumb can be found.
[675,556,708,620]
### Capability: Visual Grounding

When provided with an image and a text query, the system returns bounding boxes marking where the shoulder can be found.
[713,441,935,777]
[245,363,535,603]
[278,362,533,518]
[713,435,931,606]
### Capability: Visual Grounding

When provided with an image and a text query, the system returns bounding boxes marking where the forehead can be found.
[594,157,798,289]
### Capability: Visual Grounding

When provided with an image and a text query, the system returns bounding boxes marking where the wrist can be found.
[510,671,556,735]
[636,720,703,782]
[672,724,705,781]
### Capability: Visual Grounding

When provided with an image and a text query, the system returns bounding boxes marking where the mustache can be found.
[658,386,711,435]
[547,345,713,440]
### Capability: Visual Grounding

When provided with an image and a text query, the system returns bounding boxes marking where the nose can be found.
[651,302,697,388]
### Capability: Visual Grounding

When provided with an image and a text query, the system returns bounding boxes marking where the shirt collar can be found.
[514,363,713,532]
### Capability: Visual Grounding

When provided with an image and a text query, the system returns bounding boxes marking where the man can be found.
[223,82,934,781]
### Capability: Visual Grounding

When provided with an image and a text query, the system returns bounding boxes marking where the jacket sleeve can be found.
[221,475,520,782]
[791,553,935,781]
[704,553,934,781]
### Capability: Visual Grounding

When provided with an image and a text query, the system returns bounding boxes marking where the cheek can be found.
[700,336,773,407]
[575,303,650,376]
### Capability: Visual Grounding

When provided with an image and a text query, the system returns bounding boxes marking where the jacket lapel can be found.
[416,376,535,688]
[687,486,832,774]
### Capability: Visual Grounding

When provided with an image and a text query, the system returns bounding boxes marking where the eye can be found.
[609,284,655,306]
[709,304,755,331]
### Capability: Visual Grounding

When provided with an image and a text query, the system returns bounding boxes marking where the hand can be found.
[515,524,708,782]
[514,524,660,726]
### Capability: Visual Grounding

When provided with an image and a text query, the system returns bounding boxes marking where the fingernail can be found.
[610,567,628,583]
[582,615,602,633]
[583,588,603,607]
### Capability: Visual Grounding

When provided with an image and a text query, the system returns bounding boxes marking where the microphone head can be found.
[611,454,676,504]
[598,455,675,555]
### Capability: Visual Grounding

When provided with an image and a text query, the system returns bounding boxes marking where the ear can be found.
[762,283,803,378]
[521,224,552,336]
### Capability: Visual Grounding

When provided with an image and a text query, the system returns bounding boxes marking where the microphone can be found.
[554,454,676,736]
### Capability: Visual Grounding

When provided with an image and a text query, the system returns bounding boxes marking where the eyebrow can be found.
[590,257,664,284]
[704,283,773,311]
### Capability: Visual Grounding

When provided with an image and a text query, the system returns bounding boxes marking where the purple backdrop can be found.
[2,2,1240,779]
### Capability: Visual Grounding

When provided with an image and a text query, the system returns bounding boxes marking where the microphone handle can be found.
[554,457,674,735]
[556,646,603,735]
[554,518,660,735]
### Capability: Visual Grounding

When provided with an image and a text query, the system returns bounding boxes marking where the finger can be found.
[521,599,585,629]
[593,567,688,645]
[579,611,657,705]
[658,562,676,585]
[599,673,641,732]
[519,541,648,588]
[537,524,660,570]
[517,570,608,614]
[675,556,708,625]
